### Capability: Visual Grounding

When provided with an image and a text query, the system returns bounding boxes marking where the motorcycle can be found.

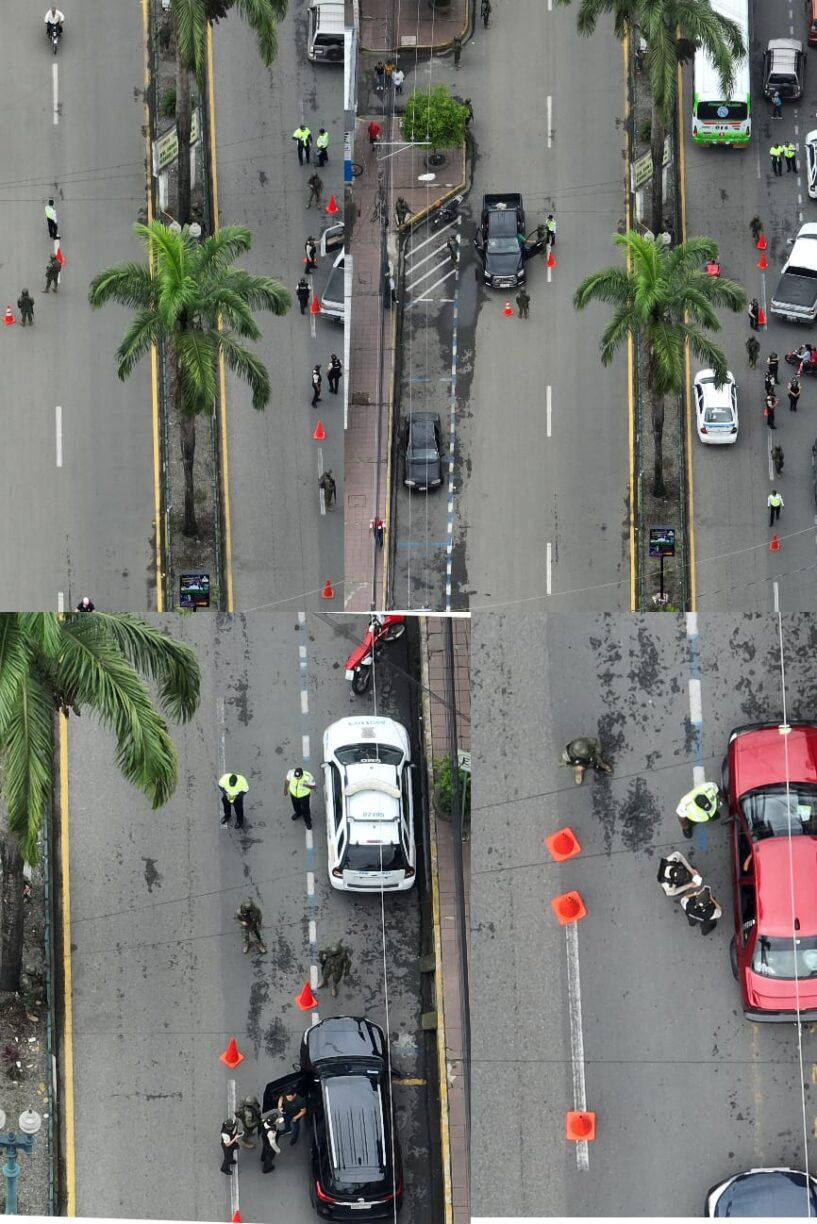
[47,22,62,54]
[786,348,817,376]
[344,615,406,694]
[429,194,464,231]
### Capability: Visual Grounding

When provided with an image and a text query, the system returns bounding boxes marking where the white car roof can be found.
[344,763,401,845]
[324,715,410,757]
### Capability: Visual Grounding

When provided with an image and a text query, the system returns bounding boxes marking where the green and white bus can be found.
[691,0,750,146]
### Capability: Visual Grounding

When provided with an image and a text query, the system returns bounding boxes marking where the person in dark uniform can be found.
[788,376,801,412]
[745,335,760,368]
[235,899,267,955]
[277,1090,307,1146]
[220,1118,241,1174]
[680,885,722,936]
[17,289,34,326]
[260,1112,282,1172]
[317,942,353,997]
[767,352,779,384]
[516,288,530,318]
[296,277,311,315]
[766,392,778,429]
[328,354,343,393]
[235,1097,262,1149]
[560,738,613,785]
[311,364,322,407]
[304,236,317,273]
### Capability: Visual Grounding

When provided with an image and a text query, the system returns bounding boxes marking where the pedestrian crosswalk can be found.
[404,219,461,306]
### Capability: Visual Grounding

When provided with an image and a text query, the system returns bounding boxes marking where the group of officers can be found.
[658,780,723,936]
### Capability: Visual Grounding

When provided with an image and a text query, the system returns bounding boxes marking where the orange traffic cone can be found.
[757,307,767,327]
[3,307,15,326]
[757,252,768,271]
[550,890,587,925]
[546,249,556,269]
[220,1037,245,1068]
[295,981,318,1010]
[232,1213,242,1223]
[320,578,335,599]
[757,233,767,250]
[545,828,582,862]
[310,294,321,315]
[313,420,326,441]
[326,194,339,215]
[503,300,513,317]
[770,533,780,552]
[566,1111,596,1141]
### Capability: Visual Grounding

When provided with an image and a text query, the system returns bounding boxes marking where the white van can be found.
[307,1,344,62]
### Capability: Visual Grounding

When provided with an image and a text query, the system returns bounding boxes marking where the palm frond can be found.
[1,669,55,864]
[87,614,201,724]
[173,328,219,414]
[219,333,271,409]
[574,266,633,310]
[88,262,154,310]
[116,311,162,381]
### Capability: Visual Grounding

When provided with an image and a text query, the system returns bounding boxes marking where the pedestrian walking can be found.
[284,765,316,829]
[304,235,317,273]
[384,58,395,84]
[481,0,491,26]
[766,395,778,429]
[317,942,353,997]
[446,235,459,263]
[318,470,336,508]
[306,171,323,209]
[767,351,779,383]
[76,597,95,612]
[220,1119,241,1174]
[234,899,267,956]
[770,143,784,176]
[327,353,342,393]
[772,443,785,476]
[311,364,322,407]
[296,277,311,315]
[43,253,61,293]
[680,885,722,936]
[235,1097,262,1149]
[788,376,801,411]
[746,335,760,368]
[772,90,783,118]
[544,214,556,246]
[748,298,760,330]
[452,35,462,66]
[462,97,474,126]
[393,67,405,94]
[218,772,249,827]
[764,371,775,397]
[784,141,798,172]
[367,119,382,147]
[17,289,34,327]
[395,196,411,226]
[277,1090,307,1146]
[768,488,784,525]
[260,1114,282,1173]
[374,61,386,91]
[292,123,312,164]
[316,127,329,166]
[516,287,530,318]
[656,851,703,898]
[45,199,59,240]
[675,780,720,840]
[371,517,385,548]
[560,737,613,785]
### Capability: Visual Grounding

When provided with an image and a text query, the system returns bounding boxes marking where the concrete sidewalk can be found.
[359,0,468,52]
[423,617,471,1224]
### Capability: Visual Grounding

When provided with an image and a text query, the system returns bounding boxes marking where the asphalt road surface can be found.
[0,1,155,609]
[457,2,631,612]
[472,611,817,1216]
[683,0,817,609]
[64,613,432,1222]
[211,15,345,612]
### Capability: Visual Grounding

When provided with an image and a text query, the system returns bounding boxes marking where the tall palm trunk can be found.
[175,57,193,225]
[0,836,25,993]
[181,412,198,537]
[651,391,666,498]
[650,98,666,238]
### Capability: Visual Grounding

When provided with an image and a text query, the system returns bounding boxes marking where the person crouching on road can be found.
[560,737,613,785]
[675,781,720,840]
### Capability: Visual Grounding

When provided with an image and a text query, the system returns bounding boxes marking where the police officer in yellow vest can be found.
[316,127,330,166]
[284,766,316,829]
[219,772,249,828]
[676,780,720,840]
[292,124,312,165]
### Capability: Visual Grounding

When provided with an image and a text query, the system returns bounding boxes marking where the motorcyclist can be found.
[796,343,817,374]
[45,6,64,38]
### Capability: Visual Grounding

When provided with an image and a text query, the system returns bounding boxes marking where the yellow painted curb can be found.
[58,712,76,1215]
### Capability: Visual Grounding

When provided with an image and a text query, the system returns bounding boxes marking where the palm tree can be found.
[555,0,744,234]
[169,0,288,222]
[89,222,290,537]
[574,230,745,496]
[0,612,201,992]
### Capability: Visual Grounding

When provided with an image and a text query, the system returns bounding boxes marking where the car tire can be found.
[729,936,739,980]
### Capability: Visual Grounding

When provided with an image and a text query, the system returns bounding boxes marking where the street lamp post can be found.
[0,1108,42,1215]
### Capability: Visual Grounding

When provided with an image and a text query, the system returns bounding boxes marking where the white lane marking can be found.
[306,871,315,896]
[565,922,590,1171]
[227,1077,239,1207]
[547,96,552,149]
[310,963,319,989]
[57,591,64,613]
[546,385,552,437]
[299,645,307,660]
[300,690,309,715]
[546,541,552,595]
[302,733,310,758]
[309,919,317,945]
[688,678,702,727]
[773,580,780,613]
[52,64,59,124]
[305,826,314,850]
[55,405,62,467]
[687,611,698,636]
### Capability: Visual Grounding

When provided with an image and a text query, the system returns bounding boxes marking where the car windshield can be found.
[410,448,439,462]
[487,236,521,254]
[705,404,733,423]
[335,744,404,766]
[740,784,817,839]
[752,934,817,978]
[696,99,749,121]
[344,843,408,872]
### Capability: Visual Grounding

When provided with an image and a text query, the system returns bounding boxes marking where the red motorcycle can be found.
[344,616,406,694]
[786,347,817,376]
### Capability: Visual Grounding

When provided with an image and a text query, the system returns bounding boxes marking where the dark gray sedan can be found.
[404,412,443,491]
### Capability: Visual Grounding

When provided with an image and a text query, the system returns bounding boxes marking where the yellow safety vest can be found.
[677,782,718,823]
[768,493,783,508]
[219,773,249,801]
[288,770,314,798]
[316,131,329,149]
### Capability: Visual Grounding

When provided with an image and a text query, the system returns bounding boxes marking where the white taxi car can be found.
[322,716,416,892]
[693,369,738,444]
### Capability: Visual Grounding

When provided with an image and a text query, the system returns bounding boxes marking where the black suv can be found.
[263,1016,403,1219]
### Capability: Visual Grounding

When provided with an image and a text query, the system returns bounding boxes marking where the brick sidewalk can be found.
[424,617,471,1224]
[359,0,468,52]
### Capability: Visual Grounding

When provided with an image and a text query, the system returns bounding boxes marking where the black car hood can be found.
[407,458,441,485]
[485,249,523,276]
